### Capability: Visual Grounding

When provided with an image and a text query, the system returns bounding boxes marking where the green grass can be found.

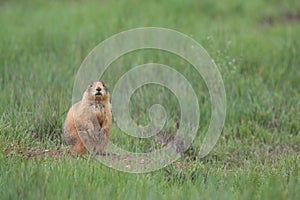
[0,0,299,199]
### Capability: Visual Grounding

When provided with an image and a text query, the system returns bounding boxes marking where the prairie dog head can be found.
[83,81,109,102]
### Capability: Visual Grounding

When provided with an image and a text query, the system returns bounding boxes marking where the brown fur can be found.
[63,81,112,155]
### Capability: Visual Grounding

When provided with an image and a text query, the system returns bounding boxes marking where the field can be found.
[0,0,300,199]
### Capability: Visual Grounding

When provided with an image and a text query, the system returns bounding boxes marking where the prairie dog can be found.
[63,81,112,155]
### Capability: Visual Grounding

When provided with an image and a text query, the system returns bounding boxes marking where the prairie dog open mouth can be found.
[95,91,102,96]
[95,87,103,96]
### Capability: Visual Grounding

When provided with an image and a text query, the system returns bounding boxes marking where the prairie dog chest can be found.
[89,102,107,122]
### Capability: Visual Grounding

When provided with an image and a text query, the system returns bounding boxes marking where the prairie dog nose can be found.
[96,87,102,92]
